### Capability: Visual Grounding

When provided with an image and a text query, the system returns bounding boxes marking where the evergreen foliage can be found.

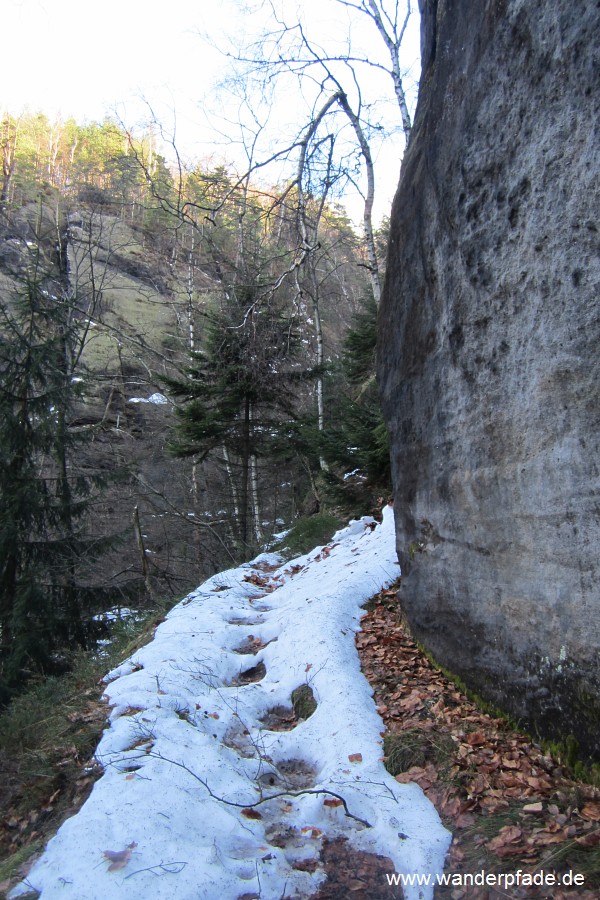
[1,108,381,640]
[320,295,391,513]
[0,231,114,702]
[166,290,316,548]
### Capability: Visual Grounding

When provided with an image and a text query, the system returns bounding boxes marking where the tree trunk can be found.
[336,93,382,305]
[239,395,251,546]
[187,226,195,353]
[55,326,86,648]
[1,115,18,208]
[222,445,241,524]
[250,453,263,544]
[133,505,154,599]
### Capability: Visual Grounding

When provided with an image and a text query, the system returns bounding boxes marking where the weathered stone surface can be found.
[379,0,600,757]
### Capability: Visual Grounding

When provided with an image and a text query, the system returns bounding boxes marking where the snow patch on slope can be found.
[12,506,450,899]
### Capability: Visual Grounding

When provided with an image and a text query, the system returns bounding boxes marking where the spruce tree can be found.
[0,241,107,700]
[166,289,313,549]
[319,295,391,513]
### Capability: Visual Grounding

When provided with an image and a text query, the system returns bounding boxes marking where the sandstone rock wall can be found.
[378,0,600,757]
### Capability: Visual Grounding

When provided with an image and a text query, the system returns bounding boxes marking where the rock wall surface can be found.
[379,0,600,757]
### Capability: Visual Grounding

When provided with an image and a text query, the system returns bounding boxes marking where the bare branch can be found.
[145,750,373,829]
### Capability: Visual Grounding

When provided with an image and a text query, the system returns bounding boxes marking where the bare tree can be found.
[217,0,417,304]
[1,112,19,208]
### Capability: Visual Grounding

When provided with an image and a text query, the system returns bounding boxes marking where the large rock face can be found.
[378,0,600,758]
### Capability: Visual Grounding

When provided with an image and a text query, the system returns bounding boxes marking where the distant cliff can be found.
[378,0,600,758]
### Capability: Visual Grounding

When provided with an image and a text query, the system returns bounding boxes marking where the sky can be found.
[10,507,449,899]
[2,0,421,223]
[2,0,228,140]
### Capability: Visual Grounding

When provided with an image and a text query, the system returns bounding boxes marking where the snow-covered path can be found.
[13,507,450,899]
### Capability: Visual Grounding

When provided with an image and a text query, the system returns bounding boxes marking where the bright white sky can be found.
[2,0,421,222]
[2,0,228,141]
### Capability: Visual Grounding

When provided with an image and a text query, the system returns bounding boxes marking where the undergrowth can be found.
[273,512,341,559]
[384,728,456,777]
[0,593,180,891]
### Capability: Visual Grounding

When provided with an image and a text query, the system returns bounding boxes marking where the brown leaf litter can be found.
[356,590,600,899]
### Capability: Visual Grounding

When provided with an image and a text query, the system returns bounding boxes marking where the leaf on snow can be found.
[300,826,323,838]
[103,841,137,871]
[241,807,263,819]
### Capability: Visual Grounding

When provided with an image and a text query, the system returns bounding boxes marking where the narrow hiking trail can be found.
[358,599,600,899]
[10,508,449,900]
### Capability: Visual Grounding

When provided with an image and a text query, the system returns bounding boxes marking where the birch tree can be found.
[223,0,417,304]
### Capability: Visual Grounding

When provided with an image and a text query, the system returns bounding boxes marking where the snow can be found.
[92,607,137,624]
[128,392,169,405]
[11,506,450,899]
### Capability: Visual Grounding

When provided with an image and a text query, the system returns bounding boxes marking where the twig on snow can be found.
[148,750,372,828]
[124,861,188,879]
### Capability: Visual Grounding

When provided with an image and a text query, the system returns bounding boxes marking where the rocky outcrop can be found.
[379,0,600,758]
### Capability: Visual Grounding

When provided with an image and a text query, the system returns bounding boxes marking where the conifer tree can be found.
[0,235,109,700]
[319,294,391,512]
[166,288,313,549]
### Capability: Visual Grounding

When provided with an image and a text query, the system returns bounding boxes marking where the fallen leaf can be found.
[243,573,270,586]
[446,798,467,821]
[300,826,323,838]
[575,830,600,847]
[348,753,363,764]
[487,825,523,851]
[103,841,137,872]
[323,798,344,808]
[580,802,600,821]
[466,731,486,746]
[355,591,600,886]
[523,802,543,814]
[292,858,319,873]
[241,808,263,820]
[532,829,570,846]
[467,774,488,797]
[455,812,477,828]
